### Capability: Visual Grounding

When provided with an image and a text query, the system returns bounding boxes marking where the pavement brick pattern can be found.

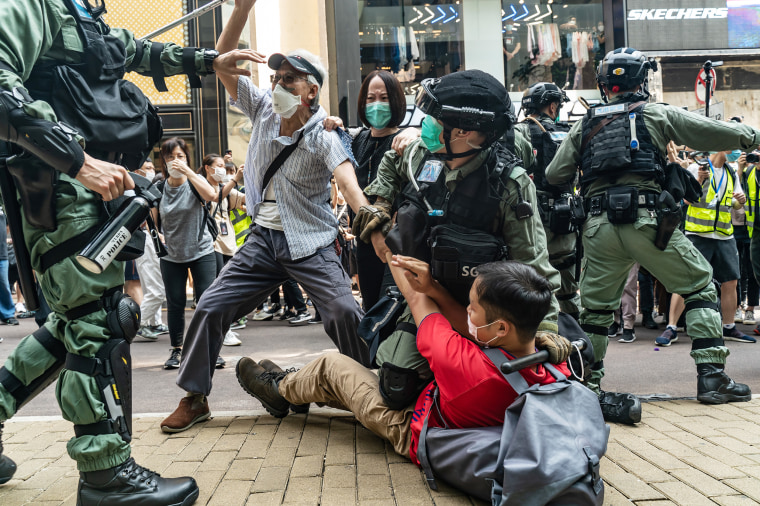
[3,400,760,505]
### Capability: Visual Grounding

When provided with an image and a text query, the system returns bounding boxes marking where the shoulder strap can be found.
[482,347,531,394]
[187,181,216,242]
[417,386,440,490]
[261,132,303,192]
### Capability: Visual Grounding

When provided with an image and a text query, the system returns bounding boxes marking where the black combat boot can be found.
[598,391,642,425]
[641,311,658,329]
[78,457,198,506]
[0,422,17,485]
[697,364,751,404]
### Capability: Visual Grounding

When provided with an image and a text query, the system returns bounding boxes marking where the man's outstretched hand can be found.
[391,254,439,295]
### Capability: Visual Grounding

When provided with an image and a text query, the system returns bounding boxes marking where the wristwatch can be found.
[203,49,219,74]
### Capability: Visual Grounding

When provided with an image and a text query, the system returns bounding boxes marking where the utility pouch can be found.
[570,195,586,227]
[605,187,638,224]
[549,195,575,235]
[428,224,508,306]
[655,191,681,251]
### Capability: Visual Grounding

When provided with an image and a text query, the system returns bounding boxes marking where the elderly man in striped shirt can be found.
[161,0,377,433]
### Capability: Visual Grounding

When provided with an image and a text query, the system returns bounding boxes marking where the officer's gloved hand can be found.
[535,331,572,364]
[353,202,392,243]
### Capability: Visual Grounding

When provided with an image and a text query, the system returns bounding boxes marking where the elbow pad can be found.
[0,89,85,177]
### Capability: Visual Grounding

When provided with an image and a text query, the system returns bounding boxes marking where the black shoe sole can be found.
[697,392,752,404]
[235,361,289,418]
[77,486,199,506]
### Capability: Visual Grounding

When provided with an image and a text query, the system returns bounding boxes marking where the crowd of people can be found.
[2,0,760,503]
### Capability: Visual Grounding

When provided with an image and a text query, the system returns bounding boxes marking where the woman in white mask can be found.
[157,139,227,369]
[200,154,246,273]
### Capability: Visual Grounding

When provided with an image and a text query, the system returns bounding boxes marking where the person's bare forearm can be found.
[334,161,370,213]
[217,4,252,54]
[425,283,469,337]
[388,255,439,327]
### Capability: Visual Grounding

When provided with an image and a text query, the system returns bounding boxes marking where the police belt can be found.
[584,191,658,214]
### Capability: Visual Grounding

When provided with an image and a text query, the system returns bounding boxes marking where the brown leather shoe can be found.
[160,395,211,433]
[259,359,310,414]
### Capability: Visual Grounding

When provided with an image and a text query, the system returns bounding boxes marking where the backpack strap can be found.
[482,348,531,394]
[417,386,440,490]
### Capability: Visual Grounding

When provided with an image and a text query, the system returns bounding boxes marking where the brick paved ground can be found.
[3,399,760,505]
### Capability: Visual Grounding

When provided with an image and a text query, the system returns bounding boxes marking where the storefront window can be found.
[502,0,605,92]
[358,0,465,95]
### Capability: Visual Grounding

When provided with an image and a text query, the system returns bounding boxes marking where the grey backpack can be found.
[417,348,609,505]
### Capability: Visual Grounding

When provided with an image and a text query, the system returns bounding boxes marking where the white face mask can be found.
[166,160,183,179]
[272,84,303,118]
[143,170,155,180]
[212,167,226,182]
[222,175,233,183]
[467,313,501,348]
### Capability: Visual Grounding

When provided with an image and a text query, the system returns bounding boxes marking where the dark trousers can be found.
[736,234,759,307]
[160,253,217,348]
[282,279,307,312]
[356,239,393,311]
[638,267,655,312]
[177,225,369,396]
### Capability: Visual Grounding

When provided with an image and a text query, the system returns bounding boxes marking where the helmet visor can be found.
[415,78,442,117]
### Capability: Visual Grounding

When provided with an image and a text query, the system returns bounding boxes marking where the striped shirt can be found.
[231,77,353,259]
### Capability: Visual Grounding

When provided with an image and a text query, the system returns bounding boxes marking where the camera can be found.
[747,153,760,164]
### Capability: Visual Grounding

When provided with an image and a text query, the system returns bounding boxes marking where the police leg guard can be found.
[65,338,133,443]
[0,422,16,485]
[379,362,423,410]
[691,336,751,404]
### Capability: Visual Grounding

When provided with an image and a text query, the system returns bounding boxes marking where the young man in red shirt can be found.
[235,257,571,466]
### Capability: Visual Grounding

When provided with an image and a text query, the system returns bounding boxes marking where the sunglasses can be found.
[270,73,310,86]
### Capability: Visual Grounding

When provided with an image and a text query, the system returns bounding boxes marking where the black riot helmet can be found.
[415,70,515,158]
[596,47,659,103]
[521,82,569,115]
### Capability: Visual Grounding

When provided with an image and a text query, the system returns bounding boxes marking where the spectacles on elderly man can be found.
[270,73,310,86]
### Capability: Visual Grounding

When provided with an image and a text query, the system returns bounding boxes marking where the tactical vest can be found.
[24,0,161,171]
[579,101,663,194]
[525,117,570,195]
[746,167,758,238]
[685,165,734,236]
[230,185,252,247]
[400,143,520,235]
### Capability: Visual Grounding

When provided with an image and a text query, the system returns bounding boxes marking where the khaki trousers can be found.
[279,353,414,458]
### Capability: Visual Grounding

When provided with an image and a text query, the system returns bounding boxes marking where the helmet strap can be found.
[439,123,484,160]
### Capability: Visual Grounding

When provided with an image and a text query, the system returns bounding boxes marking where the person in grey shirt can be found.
[161,0,376,433]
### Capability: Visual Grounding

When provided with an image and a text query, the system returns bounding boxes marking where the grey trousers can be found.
[177,225,369,395]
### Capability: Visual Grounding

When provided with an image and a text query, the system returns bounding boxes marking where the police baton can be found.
[702,60,722,118]
[500,340,587,373]
[141,0,229,40]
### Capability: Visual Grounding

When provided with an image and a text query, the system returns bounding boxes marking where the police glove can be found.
[535,331,572,364]
[353,203,392,243]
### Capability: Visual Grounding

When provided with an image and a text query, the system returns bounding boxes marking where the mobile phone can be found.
[224,149,232,155]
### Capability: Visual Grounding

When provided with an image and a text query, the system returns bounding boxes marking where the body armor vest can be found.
[24,0,161,170]
[579,101,662,194]
[400,143,519,234]
[525,117,570,195]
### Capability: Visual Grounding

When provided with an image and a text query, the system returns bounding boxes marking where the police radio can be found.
[77,173,164,274]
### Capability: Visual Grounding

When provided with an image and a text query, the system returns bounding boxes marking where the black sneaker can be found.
[607,322,621,337]
[16,311,36,319]
[279,310,297,321]
[215,355,226,369]
[697,364,751,404]
[598,391,642,425]
[78,457,198,506]
[723,326,757,343]
[641,311,658,329]
[0,422,17,485]
[258,359,309,414]
[164,348,181,369]
[0,317,18,326]
[236,357,290,418]
[618,328,636,343]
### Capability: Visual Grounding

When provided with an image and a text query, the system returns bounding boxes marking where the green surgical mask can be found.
[421,115,445,153]
[365,102,392,129]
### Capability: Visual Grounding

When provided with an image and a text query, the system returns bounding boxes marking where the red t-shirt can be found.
[408,312,570,466]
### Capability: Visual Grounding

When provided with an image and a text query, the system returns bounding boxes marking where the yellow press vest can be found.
[746,166,757,238]
[685,165,734,236]
[229,185,252,247]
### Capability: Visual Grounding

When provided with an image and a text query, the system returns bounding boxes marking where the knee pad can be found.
[106,292,141,343]
[378,362,422,410]
[0,327,66,410]
[65,338,132,443]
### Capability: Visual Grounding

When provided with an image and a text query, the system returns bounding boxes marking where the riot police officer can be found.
[0,0,252,503]
[514,83,581,318]
[546,48,759,423]
[352,70,563,409]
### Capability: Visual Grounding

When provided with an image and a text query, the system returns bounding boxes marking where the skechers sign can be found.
[626,0,760,52]
[628,8,728,20]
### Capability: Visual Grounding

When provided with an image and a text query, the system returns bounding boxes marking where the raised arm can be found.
[214,0,266,101]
